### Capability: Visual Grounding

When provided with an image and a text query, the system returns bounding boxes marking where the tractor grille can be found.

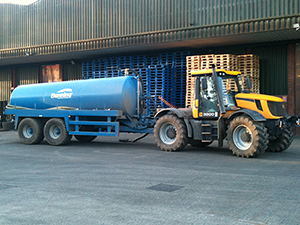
[267,101,286,117]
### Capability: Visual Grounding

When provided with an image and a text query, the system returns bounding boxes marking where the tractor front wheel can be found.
[227,116,269,157]
[266,127,293,152]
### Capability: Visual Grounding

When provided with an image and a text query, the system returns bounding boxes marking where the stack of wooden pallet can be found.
[186,56,201,107]
[185,54,238,107]
[238,54,260,93]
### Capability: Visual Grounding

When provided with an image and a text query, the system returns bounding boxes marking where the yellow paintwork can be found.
[235,93,284,119]
[191,69,241,76]
[236,93,283,102]
[193,99,199,118]
[190,69,285,120]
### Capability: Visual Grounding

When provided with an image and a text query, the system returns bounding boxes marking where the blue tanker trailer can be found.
[5,75,155,146]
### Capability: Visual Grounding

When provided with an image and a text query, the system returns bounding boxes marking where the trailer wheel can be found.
[18,118,44,144]
[44,118,71,146]
[266,127,293,152]
[154,114,188,151]
[74,135,97,142]
[227,116,269,157]
[188,139,213,148]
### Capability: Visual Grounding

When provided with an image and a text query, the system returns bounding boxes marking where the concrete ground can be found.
[0,131,299,225]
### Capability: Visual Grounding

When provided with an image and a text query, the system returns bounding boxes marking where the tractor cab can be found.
[191,69,244,120]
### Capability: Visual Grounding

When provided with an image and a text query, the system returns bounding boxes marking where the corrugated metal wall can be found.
[0,66,39,102]
[63,63,82,81]
[296,43,300,117]
[0,0,299,49]
[15,66,39,85]
[253,45,288,95]
[0,68,11,101]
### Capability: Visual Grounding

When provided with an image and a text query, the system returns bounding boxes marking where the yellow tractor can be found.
[153,65,299,157]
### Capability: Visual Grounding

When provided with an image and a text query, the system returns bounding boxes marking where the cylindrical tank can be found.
[9,76,140,117]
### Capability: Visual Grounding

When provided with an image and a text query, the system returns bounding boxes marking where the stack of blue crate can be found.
[130,55,147,69]
[146,65,174,116]
[82,51,191,114]
[158,51,190,108]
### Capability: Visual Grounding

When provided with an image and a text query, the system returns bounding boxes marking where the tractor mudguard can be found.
[228,109,266,122]
[155,108,193,138]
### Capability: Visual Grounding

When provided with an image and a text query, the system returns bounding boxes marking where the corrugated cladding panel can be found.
[0,0,299,49]
[0,68,11,101]
[252,45,288,95]
[15,66,39,85]
[63,63,82,81]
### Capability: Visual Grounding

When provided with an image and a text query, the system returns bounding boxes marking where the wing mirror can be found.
[245,78,252,90]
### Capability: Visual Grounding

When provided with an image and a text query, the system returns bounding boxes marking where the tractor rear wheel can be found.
[154,114,188,151]
[227,116,269,157]
[266,127,293,152]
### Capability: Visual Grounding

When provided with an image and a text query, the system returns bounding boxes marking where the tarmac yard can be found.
[0,131,299,225]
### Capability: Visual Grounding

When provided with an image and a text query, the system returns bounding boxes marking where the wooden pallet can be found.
[186,56,201,70]
[238,54,260,93]
[186,54,239,107]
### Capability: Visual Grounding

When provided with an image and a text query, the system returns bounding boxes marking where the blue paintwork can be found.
[9,76,139,117]
[5,76,155,138]
[5,108,153,136]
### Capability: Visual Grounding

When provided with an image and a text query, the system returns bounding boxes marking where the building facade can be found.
[0,0,300,116]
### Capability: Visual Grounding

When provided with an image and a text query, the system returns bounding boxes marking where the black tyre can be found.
[74,135,97,142]
[188,139,213,147]
[266,127,293,152]
[44,118,71,146]
[227,116,269,157]
[18,118,44,144]
[153,114,188,151]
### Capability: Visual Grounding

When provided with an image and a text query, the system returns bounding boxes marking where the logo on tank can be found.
[51,88,73,99]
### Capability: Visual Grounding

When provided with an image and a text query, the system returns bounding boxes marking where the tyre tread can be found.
[18,118,44,145]
[44,118,71,146]
[153,114,188,151]
[266,127,293,152]
[227,116,269,158]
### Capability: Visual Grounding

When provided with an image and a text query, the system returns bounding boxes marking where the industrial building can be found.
[0,0,300,118]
